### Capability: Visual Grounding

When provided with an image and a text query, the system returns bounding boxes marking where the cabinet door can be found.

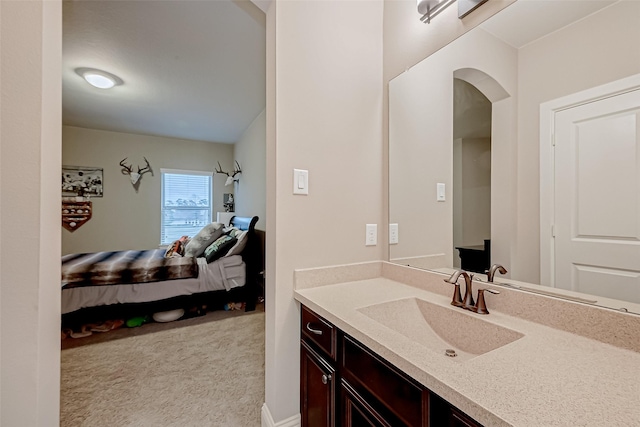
[341,380,395,427]
[301,341,336,427]
[430,393,483,427]
[450,408,482,427]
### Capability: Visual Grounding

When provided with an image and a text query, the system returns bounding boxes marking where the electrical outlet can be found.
[366,224,377,246]
[389,223,399,244]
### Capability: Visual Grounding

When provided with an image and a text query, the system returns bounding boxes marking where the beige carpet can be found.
[61,311,265,427]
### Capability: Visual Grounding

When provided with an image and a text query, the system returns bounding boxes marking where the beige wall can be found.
[515,0,640,282]
[453,137,491,250]
[0,1,62,424]
[382,0,515,263]
[386,1,640,284]
[388,28,517,268]
[234,109,266,231]
[264,0,384,423]
[62,126,234,254]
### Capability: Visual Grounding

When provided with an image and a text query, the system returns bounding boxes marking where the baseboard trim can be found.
[261,403,301,427]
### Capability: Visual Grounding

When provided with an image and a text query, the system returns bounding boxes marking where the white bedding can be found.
[61,255,246,314]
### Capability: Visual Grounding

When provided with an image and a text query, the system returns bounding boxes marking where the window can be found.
[161,169,213,245]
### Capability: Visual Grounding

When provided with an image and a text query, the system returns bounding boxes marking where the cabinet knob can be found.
[321,374,332,385]
[306,322,323,335]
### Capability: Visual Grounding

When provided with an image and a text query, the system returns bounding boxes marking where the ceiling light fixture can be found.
[82,69,118,89]
[417,0,456,23]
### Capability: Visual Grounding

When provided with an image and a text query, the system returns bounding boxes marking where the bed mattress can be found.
[61,255,246,314]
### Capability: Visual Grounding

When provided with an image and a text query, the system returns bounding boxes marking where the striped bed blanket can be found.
[62,249,198,289]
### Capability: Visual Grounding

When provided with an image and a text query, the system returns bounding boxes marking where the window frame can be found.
[160,168,213,245]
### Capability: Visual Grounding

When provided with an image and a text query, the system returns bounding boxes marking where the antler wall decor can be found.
[215,161,242,186]
[120,157,152,189]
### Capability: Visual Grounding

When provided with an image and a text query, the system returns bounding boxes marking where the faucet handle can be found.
[474,288,500,315]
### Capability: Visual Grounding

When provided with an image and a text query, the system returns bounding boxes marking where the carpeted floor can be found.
[60,309,265,427]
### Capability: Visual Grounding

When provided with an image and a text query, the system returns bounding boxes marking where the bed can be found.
[61,215,262,328]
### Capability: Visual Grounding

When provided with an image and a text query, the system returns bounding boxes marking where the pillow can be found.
[203,235,237,263]
[184,222,224,257]
[223,229,248,257]
[164,235,191,258]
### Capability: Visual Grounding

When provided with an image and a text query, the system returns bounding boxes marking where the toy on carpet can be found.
[125,315,151,328]
[224,302,245,311]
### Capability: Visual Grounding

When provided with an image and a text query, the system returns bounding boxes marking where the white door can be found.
[554,89,640,304]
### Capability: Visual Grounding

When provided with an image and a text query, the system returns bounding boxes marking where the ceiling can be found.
[480,0,618,49]
[62,0,266,144]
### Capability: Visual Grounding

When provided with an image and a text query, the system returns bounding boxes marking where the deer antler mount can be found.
[120,157,152,188]
[215,161,242,186]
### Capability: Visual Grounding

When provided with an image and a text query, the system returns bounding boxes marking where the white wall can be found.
[62,126,234,254]
[234,109,266,230]
[0,1,62,424]
[264,0,384,423]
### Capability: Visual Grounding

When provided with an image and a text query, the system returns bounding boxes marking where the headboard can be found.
[229,215,262,310]
[229,215,259,232]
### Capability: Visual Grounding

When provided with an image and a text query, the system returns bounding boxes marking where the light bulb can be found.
[83,71,116,89]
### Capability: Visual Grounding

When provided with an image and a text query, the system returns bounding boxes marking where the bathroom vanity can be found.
[295,262,640,427]
[301,304,481,426]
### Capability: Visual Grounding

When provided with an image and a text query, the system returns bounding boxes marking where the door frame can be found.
[539,73,640,287]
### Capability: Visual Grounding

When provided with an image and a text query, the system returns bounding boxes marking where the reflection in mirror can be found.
[452,79,491,272]
[389,0,640,314]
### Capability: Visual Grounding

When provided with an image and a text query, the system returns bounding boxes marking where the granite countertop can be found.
[294,276,640,426]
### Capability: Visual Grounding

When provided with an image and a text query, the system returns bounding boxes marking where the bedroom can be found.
[60,0,266,323]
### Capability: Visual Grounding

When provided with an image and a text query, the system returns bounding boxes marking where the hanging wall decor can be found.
[119,157,152,192]
[62,200,92,232]
[62,165,103,197]
[215,161,242,186]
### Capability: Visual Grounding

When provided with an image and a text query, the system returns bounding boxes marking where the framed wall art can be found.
[62,165,103,198]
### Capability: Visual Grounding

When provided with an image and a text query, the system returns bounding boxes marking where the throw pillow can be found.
[224,230,248,257]
[184,222,224,257]
[204,235,237,263]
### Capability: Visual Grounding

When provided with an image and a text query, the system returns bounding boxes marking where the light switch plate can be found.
[389,223,399,245]
[437,183,446,202]
[293,169,309,195]
[366,224,377,246]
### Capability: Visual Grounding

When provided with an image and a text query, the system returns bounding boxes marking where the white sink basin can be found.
[358,298,523,362]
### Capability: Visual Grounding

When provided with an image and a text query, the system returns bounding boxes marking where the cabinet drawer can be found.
[301,306,336,360]
[341,335,425,427]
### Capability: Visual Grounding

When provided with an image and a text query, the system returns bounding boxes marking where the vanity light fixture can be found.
[418,0,456,23]
[81,69,118,89]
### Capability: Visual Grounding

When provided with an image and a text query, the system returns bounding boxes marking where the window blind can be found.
[161,170,213,245]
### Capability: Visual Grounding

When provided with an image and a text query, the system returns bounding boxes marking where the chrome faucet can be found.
[444,270,475,310]
[445,270,500,314]
[485,264,508,282]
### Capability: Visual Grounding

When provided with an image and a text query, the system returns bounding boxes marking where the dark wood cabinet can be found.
[455,239,490,274]
[341,380,395,427]
[430,393,483,427]
[300,305,482,427]
[301,340,336,427]
[341,335,426,427]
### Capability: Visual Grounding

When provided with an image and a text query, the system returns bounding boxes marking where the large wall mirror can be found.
[389,0,640,313]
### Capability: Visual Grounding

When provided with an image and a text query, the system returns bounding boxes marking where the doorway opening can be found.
[452,78,492,273]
